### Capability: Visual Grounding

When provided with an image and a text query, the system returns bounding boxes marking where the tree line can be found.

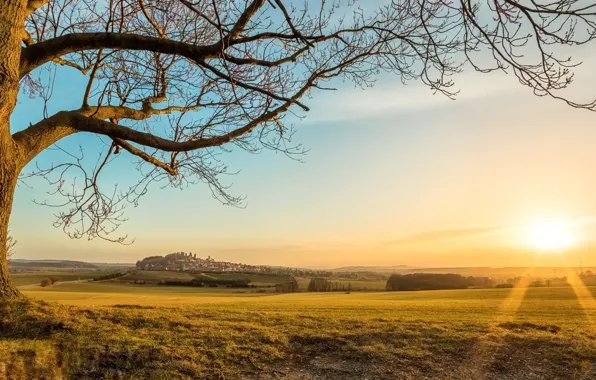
[307,278,353,292]
[385,273,494,291]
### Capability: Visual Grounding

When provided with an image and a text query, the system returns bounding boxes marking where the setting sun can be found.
[529,221,575,251]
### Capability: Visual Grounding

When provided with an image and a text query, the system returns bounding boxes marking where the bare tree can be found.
[1,0,596,298]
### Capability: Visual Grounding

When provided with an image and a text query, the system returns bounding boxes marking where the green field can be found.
[1,283,594,378]
[9,271,105,286]
[116,270,195,282]
[114,270,293,287]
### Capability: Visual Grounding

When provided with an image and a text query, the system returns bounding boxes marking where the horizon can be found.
[10,256,596,271]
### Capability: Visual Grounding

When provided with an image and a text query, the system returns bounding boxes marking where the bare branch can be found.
[6,231,17,259]
[10,0,596,243]
[20,32,221,77]
[112,138,178,176]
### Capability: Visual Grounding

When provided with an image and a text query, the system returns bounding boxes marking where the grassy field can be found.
[193,272,291,286]
[2,283,596,379]
[9,271,105,286]
[116,270,195,282]
[115,270,293,287]
[97,269,387,291]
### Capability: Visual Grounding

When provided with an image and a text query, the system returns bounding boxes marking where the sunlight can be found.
[528,221,575,252]
[456,263,539,375]
[558,259,596,325]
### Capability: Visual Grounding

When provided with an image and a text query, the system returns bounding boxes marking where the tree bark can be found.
[0,165,20,299]
[0,0,27,299]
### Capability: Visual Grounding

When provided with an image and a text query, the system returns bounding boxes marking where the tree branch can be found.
[13,79,309,163]
[112,138,178,175]
[20,32,222,77]
[26,0,49,17]
[227,0,267,40]
[138,0,168,39]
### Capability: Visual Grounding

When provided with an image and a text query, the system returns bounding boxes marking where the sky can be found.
[8,20,596,268]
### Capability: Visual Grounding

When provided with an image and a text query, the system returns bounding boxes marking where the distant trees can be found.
[386,273,494,291]
[580,271,596,286]
[40,276,59,287]
[136,253,188,269]
[275,277,298,293]
[160,278,250,288]
[93,272,126,282]
[501,276,569,288]
[307,277,353,292]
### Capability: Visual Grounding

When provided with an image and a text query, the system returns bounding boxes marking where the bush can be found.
[40,278,52,287]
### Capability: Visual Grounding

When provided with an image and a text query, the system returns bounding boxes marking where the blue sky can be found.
[9,41,596,268]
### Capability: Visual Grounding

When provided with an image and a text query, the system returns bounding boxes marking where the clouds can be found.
[385,216,596,247]
[300,71,519,125]
[385,226,503,245]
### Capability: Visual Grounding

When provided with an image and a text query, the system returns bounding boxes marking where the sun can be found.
[529,221,574,251]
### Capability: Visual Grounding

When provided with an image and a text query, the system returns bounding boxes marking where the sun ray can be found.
[456,258,542,376]
[556,255,596,325]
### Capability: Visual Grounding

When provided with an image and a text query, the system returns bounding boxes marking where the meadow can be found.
[9,271,106,286]
[1,282,595,379]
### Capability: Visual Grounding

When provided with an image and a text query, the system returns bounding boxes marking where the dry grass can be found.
[1,285,595,379]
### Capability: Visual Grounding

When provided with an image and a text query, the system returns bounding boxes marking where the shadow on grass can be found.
[3,298,596,379]
[286,324,485,378]
[451,289,596,380]
[0,299,67,339]
[486,334,596,379]
[0,300,203,379]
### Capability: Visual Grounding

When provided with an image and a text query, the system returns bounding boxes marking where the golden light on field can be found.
[528,221,575,252]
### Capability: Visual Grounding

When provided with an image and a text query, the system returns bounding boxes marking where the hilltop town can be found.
[134,252,335,278]
[135,252,262,272]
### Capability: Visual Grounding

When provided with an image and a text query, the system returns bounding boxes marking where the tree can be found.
[1,1,596,298]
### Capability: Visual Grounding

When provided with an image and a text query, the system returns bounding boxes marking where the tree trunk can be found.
[0,166,20,299]
[0,1,27,299]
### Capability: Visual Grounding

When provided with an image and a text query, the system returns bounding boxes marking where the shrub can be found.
[40,278,51,287]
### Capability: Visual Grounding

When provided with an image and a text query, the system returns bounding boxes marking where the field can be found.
[9,271,106,286]
[1,283,596,379]
[113,270,294,288]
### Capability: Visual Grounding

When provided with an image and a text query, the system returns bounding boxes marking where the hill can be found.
[332,265,416,272]
[9,259,98,270]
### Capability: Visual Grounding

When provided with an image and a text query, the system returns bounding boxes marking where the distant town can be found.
[135,252,267,272]
[134,252,331,277]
